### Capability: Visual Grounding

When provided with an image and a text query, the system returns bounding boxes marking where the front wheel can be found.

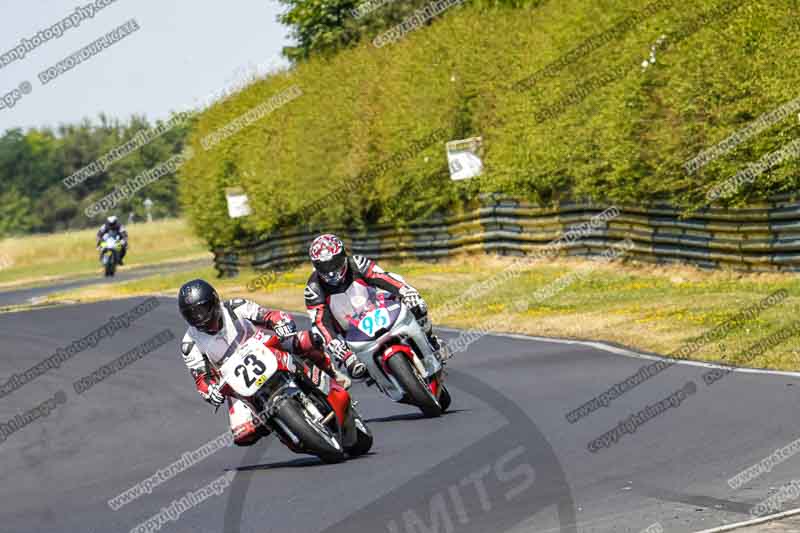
[102,253,116,277]
[274,398,346,464]
[439,384,452,413]
[347,411,373,457]
[386,355,442,417]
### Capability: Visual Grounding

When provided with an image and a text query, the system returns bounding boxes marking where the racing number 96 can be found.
[362,310,388,335]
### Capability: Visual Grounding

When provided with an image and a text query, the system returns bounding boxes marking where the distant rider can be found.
[96,215,128,265]
[178,279,346,446]
[304,233,448,381]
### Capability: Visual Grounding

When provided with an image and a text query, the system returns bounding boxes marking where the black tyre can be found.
[439,384,452,413]
[347,412,373,457]
[275,398,345,464]
[103,254,116,277]
[386,355,442,417]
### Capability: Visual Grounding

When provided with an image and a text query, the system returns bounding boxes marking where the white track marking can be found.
[435,326,800,379]
[693,507,800,532]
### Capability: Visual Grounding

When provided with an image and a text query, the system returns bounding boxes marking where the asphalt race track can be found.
[0,259,209,309]
[2,296,800,533]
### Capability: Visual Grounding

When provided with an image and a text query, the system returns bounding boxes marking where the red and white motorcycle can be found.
[214,331,372,463]
[341,285,452,417]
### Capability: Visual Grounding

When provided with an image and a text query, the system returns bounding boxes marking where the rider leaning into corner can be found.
[177,279,348,446]
[304,233,450,381]
[96,215,128,265]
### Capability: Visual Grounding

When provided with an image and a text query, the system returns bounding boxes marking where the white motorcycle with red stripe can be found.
[213,331,372,463]
[343,286,452,417]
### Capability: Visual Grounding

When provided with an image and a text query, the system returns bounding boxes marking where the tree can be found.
[278,0,432,61]
[0,112,190,236]
[0,188,41,237]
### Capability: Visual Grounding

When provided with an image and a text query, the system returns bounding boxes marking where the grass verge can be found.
[0,219,211,288]
[42,255,800,372]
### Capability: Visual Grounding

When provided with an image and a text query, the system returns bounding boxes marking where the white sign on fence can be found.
[446,136,484,181]
[225,187,252,218]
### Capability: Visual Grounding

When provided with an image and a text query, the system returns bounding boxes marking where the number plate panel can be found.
[220,339,278,397]
[356,307,391,337]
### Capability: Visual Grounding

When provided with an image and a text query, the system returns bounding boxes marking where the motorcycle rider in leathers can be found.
[304,234,448,380]
[178,279,347,446]
[96,215,128,265]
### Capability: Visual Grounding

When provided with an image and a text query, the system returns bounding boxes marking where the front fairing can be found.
[329,282,399,333]
[347,303,442,401]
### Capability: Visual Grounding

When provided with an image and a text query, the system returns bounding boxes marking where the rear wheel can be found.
[386,355,442,417]
[275,398,345,464]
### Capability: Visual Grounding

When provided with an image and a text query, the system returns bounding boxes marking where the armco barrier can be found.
[213,195,800,276]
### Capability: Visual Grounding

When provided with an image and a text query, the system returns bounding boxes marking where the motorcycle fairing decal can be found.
[305,364,332,395]
[272,349,295,372]
[219,339,279,397]
[355,306,392,337]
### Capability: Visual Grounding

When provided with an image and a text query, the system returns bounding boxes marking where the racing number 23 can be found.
[235,354,267,387]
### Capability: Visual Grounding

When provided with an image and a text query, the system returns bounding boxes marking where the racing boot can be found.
[417,313,451,362]
[428,333,451,362]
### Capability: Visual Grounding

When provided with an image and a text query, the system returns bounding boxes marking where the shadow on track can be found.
[221,370,577,533]
[366,408,470,424]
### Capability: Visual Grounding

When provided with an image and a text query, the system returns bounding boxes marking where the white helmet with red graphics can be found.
[309,234,348,286]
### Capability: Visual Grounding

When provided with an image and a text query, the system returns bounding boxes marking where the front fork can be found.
[263,375,354,451]
[381,344,445,401]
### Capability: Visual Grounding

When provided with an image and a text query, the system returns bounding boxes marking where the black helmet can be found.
[178,279,223,334]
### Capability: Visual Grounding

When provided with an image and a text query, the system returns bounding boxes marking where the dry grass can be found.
[0,219,210,287]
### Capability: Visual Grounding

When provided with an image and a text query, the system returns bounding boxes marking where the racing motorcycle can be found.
[98,234,123,277]
[213,330,372,463]
[342,285,452,417]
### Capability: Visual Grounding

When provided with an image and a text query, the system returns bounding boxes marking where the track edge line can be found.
[693,506,800,532]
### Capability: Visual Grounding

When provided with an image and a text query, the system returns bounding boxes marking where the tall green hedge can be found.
[179,0,800,247]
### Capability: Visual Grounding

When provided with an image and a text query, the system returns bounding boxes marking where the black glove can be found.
[343,351,368,380]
